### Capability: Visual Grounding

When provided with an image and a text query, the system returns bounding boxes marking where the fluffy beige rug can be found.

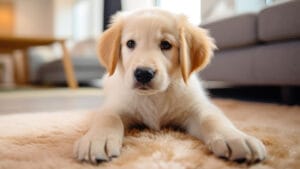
[0,99,299,169]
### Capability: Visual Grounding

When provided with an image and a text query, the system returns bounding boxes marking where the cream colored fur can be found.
[74,9,266,164]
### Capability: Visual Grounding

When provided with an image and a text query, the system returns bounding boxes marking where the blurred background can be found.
[0,0,299,106]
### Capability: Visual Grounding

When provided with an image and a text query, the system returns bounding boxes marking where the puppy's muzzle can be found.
[134,67,156,84]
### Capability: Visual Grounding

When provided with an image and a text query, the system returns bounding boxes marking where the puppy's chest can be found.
[130,96,184,130]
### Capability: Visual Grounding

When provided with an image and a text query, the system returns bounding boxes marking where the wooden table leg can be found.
[12,50,27,85]
[60,41,78,89]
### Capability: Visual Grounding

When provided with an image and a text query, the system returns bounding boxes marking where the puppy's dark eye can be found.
[126,40,136,49]
[160,41,172,50]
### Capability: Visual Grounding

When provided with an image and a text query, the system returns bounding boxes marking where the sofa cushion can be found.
[200,40,300,85]
[37,56,106,84]
[202,13,258,50]
[258,1,300,42]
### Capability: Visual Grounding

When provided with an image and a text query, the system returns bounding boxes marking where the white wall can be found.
[14,0,54,37]
[13,0,104,39]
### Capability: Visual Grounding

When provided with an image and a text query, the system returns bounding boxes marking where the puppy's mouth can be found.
[134,82,152,90]
[133,82,158,95]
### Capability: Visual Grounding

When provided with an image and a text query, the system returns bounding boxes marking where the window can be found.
[72,0,102,40]
[157,0,201,25]
[121,0,201,25]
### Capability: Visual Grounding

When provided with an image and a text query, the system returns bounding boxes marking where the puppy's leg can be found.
[187,103,266,163]
[74,107,124,163]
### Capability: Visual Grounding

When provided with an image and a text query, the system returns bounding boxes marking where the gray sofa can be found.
[200,1,300,86]
[31,39,106,85]
[36,57,105,85]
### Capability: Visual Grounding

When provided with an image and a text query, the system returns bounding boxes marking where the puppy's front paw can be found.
[207,132,266,163]
[74,132,122,163]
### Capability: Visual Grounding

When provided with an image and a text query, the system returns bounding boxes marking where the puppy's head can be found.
[98,9,215,95]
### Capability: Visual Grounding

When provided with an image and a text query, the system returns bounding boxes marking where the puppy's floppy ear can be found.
[98,13,123,75]
[179,16,216,83]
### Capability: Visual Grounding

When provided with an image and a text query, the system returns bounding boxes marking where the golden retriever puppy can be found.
[74,9,266,164]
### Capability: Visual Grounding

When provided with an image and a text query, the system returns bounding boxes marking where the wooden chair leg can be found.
[60,41,78,89]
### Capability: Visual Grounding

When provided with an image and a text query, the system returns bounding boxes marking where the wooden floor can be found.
[0,88,103,114]
[1,86,298,115]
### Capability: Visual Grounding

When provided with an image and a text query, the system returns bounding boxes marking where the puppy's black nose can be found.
[134,67,155,84]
